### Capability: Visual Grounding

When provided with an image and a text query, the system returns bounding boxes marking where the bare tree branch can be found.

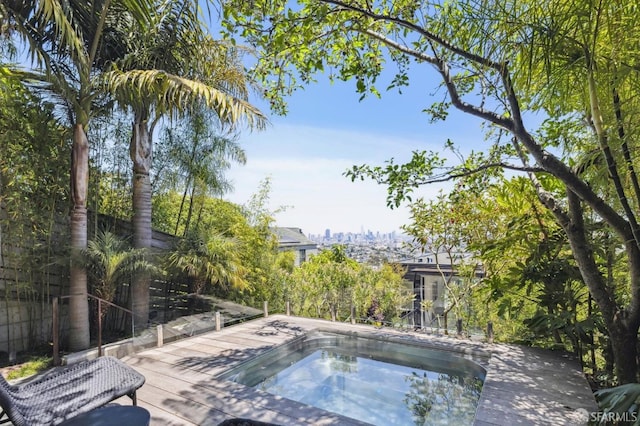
[363,29,513,129]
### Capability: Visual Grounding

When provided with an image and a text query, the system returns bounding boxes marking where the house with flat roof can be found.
[398,252,483,329]
[273,227,319,266]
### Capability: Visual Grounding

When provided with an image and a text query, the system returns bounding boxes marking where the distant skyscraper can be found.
[325,228,331,240]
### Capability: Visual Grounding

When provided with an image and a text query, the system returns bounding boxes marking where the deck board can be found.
[119,315,596,425]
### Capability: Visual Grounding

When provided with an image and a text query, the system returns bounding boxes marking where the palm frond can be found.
[167,231,248,293]
[81,230,157,300]
[103,68,267,129]
[36,0,87,67]
[118,0,153,30]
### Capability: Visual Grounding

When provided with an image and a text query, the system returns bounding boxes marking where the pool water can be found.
[219,331,485,425]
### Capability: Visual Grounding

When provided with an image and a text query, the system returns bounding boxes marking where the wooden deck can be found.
[119,316,369,425]
[116,315,597,425]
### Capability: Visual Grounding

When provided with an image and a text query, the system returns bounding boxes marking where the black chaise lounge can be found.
[0,356,145,426]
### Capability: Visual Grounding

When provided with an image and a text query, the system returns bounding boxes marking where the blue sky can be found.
[224,72,488,236]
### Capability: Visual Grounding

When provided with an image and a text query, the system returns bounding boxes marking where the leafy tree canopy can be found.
[222,0,640,382]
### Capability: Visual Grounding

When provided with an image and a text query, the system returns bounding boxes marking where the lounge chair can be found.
[0,356,145,426]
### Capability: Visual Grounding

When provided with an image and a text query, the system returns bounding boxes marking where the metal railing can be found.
[52,294,133,366]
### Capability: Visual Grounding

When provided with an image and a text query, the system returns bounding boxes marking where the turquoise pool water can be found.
[219,331,485,425]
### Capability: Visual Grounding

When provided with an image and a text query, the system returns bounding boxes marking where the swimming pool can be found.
[218,330,486,425]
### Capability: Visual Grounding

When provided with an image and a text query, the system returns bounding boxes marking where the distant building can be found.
[274,227,319,266]
[398,253,483,328]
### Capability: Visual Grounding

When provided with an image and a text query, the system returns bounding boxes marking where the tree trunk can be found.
[130,118,152,329]
[175,135,200,235]
[184,184,198,234]
[563,190,639,382]
[605,339,615,376]
[608,323,638,384]
[548,307,565,348]
[68,124,90,351]
[175,177,190,235]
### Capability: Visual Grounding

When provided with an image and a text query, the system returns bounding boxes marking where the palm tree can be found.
[163,107,247,236]
[167,230,247,296]
[103,1,266,327]
[0,0,153,351]
[81,230,155,324]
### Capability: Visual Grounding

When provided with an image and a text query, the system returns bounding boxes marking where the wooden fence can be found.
[0,205,69,359]
[0,211,196,359]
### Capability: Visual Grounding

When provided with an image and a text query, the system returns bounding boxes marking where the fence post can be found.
[97,299,103,357]
[157,325,163,347]
[215,311,221,331]
[487,321,494,343]
[52,297,60,366]
[457,318,463,336]
[350,305,356,325]
[263,301,268,318]
[286,301,291,316]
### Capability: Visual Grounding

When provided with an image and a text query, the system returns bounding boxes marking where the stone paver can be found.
[120,315,597,425]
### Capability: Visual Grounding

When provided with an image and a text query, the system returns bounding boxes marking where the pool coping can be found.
[216,327,488,424]
[121,315,597,425]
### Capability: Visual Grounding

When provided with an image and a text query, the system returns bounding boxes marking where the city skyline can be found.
[308,227,401,240]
